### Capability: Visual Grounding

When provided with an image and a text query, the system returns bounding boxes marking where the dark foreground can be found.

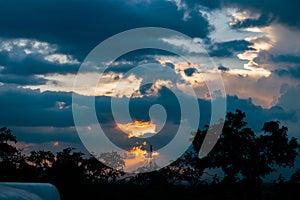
[55,182,300,200]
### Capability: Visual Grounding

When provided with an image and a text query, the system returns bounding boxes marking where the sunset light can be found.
[1,0,300,199]
[117,120,157,138]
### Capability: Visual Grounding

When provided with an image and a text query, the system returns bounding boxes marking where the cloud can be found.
[116,120,157,138]
[198,8,300,110]
[10,126,79,144]
[168,0,222,15]
[0,85,74,127]
[226,95,296,132]
[0,74,46,85]
[218,65,229,72]
[208,39,254,57]
[221,72,280,108]
[1,80,298,156]
[0,0,212,61]
[205,8,263,43]
[254,30,300,79]
[22,72,144,98]
[273,84,300,138]
[0,38,80,86]
[184,68,197,76]
[0,38,56,55]
[15,140,88,156]
[0,0,214,89]
[161,36,206,54]
[278,84,300,116]
[0,38,79,64]
[226,0,300,28]
[44,54,79,65]
[274,66,300,79]
[271,55,300,64]
[123,142,159,172]
[266,24,300,56]
[0,53,79,76]
[140,79,174,97]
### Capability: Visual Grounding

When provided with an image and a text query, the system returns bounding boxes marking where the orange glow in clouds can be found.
[129,145,148,157]
[124,144,159,171]
[53,141,59,147]
[116,120,160,171]
[117,120,157,138]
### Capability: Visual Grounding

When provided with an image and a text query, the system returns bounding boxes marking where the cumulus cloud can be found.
[0,38,79,64]
[21,72,144,98]
[160,36,206,54]
[44,54,79,65]
[208,39,254,57]
[0,38,56,55]
[205,8,263,43]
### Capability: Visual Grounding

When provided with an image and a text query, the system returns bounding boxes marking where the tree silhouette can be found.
[0,127,16,144]
[98,151,125,172]
[128,170,168,187]
[289,169,300,183]
[162,148,210,188]
[197,110,300,186]
[47,148,86,185]
[27,150,55,179]
[85,152,125,183]
[0,127,25,181]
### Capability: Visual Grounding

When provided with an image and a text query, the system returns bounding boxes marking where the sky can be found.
[0,0,300,174]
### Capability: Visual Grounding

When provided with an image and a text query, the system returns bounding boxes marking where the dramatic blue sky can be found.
[0,0,300,175]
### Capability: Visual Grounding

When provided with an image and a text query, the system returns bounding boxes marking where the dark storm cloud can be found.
[226,0,300,28]
[226,95,296,132]
[114,86,212,129]
[208,40,254,57]
[0,86,291,134]
[165,62,175,69]
[184,68,197,76]
[0,74,46,85]
[0,52,79,76]
[217,65,229,72]
[182,0,300,28]
[0,84,296,147]
[271,55,300,64]
[0,0,211,61]
[104,49,172,74]
[278,85,300,116]
[274,66,300,79]
[95,86,212,150]
[95,87,183,126]
[0,85,85,144]
[0,85,74,127]
[256,54,300,79]
[11,126,80,144]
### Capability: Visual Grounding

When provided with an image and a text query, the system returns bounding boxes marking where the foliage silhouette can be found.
[289,169,300,183]
[194,110,300,185]
[1,109,300,199]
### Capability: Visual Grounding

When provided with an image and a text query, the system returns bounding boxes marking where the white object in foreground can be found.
[0,182,60,200]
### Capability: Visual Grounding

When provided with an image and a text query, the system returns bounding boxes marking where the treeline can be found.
[1,109,300,200]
